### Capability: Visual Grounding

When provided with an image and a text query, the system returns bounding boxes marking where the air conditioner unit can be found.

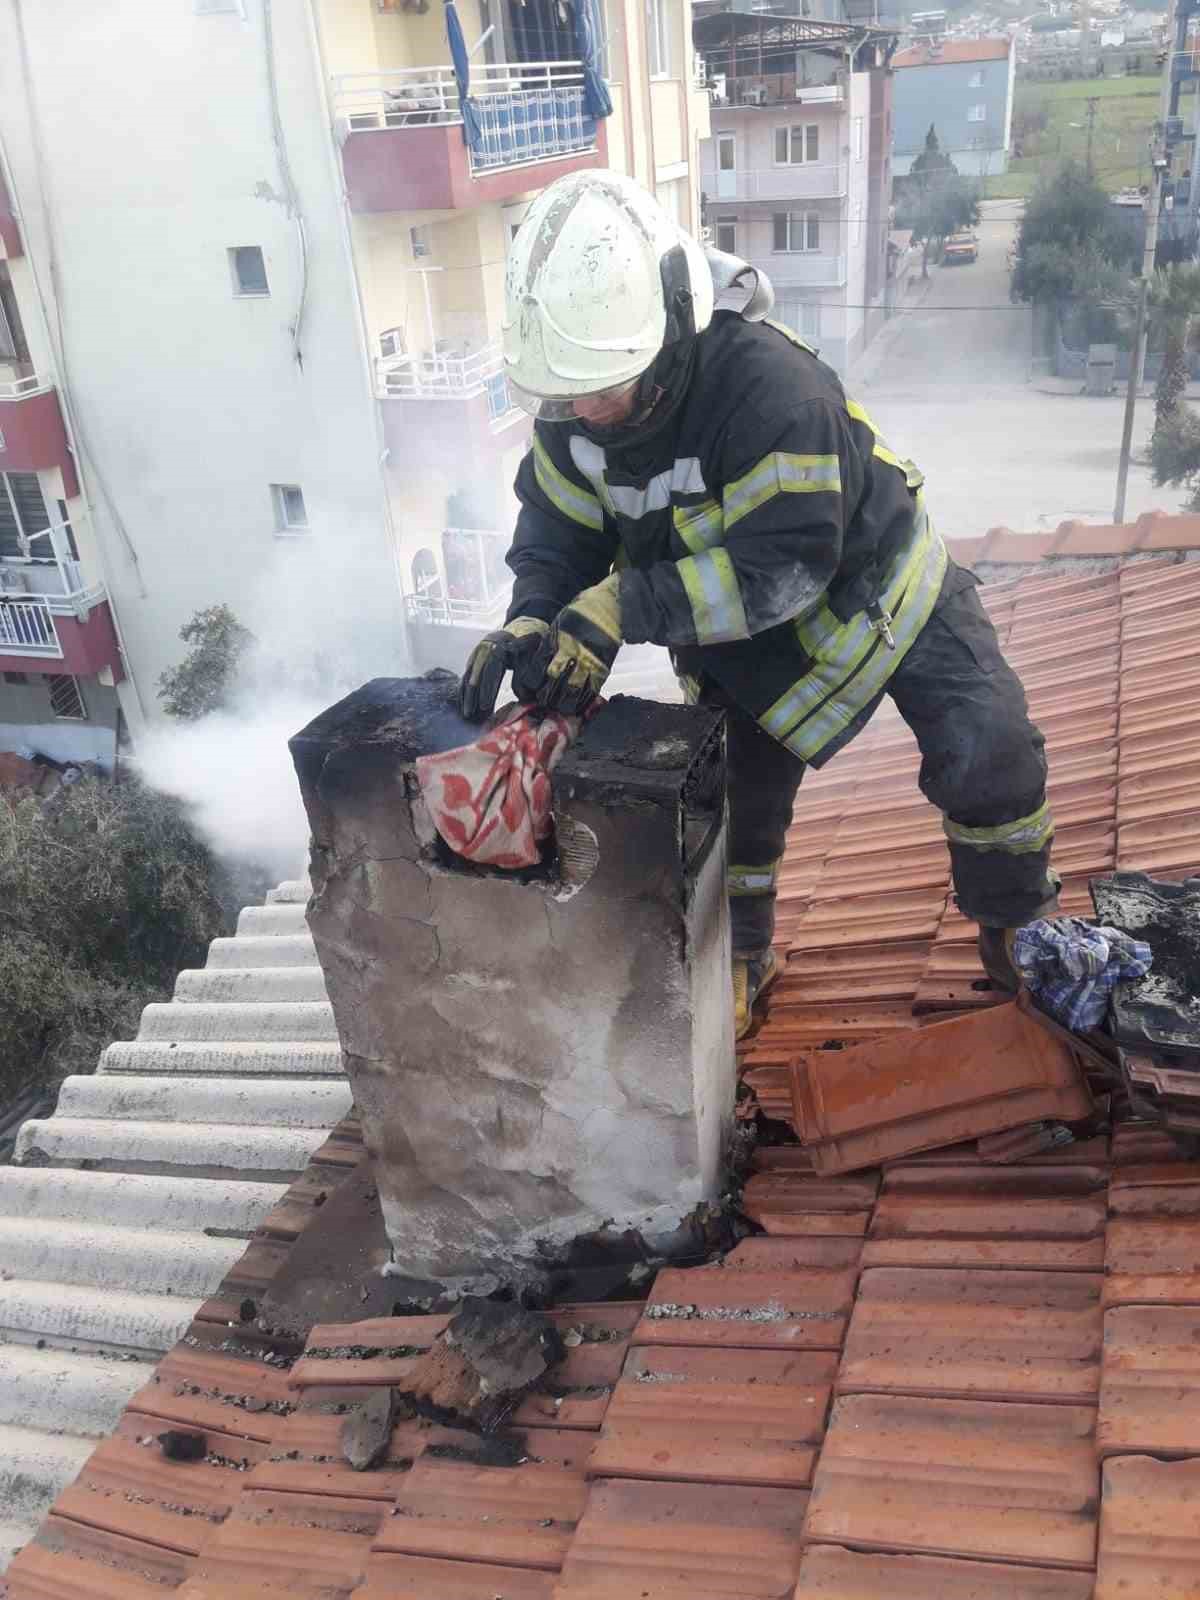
[379,327,406,359]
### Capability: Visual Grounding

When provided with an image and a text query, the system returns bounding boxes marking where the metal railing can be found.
[332,61,598,175]
[704,163,848,203]
[0,594,58,654]
[0,371,50,400]
[378,341,504,399]
[405,589,512,628]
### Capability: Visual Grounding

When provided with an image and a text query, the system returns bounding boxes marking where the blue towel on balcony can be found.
[1012,916,1153,1032]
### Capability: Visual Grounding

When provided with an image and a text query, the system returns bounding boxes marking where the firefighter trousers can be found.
[718,566,1059,956]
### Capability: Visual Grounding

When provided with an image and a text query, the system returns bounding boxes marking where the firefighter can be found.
[459,170,1058,1038]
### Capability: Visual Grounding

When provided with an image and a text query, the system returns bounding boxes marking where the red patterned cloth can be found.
[415,705,580,869]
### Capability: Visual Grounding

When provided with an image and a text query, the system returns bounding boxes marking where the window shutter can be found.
[9,472,51,543]
[773,214,788,251]
[0,479,20,561]
[806,124,819,162]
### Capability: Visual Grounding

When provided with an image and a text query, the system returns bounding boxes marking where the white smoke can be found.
[133,695,326,882]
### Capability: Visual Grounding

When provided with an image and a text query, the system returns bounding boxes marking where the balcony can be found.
[0,526,122,675]
[0,374,79,492]
[334,62,607,213]
[403,529,513,674]
[710,75,844,109]
[378,340,529,469]
[704,163,848,203]
[767,253,848,288]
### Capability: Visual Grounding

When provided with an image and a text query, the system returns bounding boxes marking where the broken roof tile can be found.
[633,1265,854,1350]
[1098,1304,1200,1458]
[1094,1455,1200,1600]
[587,1347,831,1490]
[791,1003,1093,1175]
[741,1171,879,1235]
[554,1477,808,1600]
[806,1393,1099,1569]
[375,1451,588,1571]
[792,1544,1096,1598]
[1104,1216,1200,1307]
[838,1267,1103,1404]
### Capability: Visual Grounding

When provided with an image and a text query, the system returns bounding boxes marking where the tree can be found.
[909,126,956,184]
[1010,161,1139,306]
[1146,263,1200,432]
[0,775,239,1101]
[1149,405,1200,509]
[897,168,981,278]
[157,604,254,720]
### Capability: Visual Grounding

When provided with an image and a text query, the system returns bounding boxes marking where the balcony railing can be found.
[377,342,521,427]
[704,164,848,203]
[332,61,598,175]
[405,589,511,628]
[767,253,848,288]
[710,76,844,108]
[0,371,51,401]
[0,521,102,657]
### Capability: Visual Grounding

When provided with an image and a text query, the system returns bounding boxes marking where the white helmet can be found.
[503,170,715,421]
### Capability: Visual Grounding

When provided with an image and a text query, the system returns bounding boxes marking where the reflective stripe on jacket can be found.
[508,314,942,766]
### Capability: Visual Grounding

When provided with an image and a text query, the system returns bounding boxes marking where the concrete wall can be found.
[0,0,404,735]
[0,671,119,767]
[891,52,1012,176]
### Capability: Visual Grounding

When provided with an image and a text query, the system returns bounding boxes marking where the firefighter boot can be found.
[978,926,1020,993]
[733,948,781,1041]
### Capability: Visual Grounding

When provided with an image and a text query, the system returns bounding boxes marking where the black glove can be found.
[458,616,550,721]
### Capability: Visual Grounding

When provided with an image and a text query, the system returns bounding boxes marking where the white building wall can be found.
[0,0,403,731]
[843,70,872,368]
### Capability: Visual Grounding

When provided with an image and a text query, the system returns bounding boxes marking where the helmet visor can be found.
[509,375,641,423]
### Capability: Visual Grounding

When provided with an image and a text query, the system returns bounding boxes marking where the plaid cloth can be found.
[1012,916,1152,1031]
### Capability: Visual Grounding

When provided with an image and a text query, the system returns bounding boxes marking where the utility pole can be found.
[1114,0,1178,524]
[1085,95,1099,176]
[1080,0,1090,78]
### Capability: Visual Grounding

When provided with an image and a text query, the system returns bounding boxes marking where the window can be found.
[3,671,28,685]
[483,372,512,422]
[655,177,684,224]
[774,124,820,165]
[229,246,269,297]
[0,472,52,562]
[717,136,736,172]
[967,104,987,123]
[271,483,308,534]
[968,69,984,87]
[853,116,865,161]
[715,220,737,253]
[647,0,669,78]
[0,266,29,364]
[47,674,86,721]
[409,224,433,259]
[773,212,821,253]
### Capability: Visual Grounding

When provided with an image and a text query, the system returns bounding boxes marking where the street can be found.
[850,201,1167,538]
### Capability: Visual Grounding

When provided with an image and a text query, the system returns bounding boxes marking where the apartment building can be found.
[695,13,896,377]
[891,37,1015,180]
[0,0,707,766]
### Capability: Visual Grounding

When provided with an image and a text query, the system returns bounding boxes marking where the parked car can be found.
[943,232,979,265]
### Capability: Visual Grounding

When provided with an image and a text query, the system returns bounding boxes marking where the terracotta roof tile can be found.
[741,1171,880,1235]
[124,1348,294,1445]
[806,1393,1099,1568]
[6,1518,194,1600]
[588,1347,832,1489]
[1094,1455,1200,1600]
[1111,1122,1198,1167]
[1097,1305,1200,1458]
[863,1165,1107,1272]
[355,1554,556,1600]
[1104,1216,1200,1307]
[893,35,1010,65]
[1108,1169,1200,1215]
[555,1477,808,1599]
[722,1236,863,1272]
[793,1545,1096,1598]
[838,1267,1103,1404]
[779,943,931,1005]
[633,1266,855,1351]
[790,1004,1093,1174]
[376,1451,589,1571]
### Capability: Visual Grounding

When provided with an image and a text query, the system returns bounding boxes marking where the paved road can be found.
[850,202,1168,539]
